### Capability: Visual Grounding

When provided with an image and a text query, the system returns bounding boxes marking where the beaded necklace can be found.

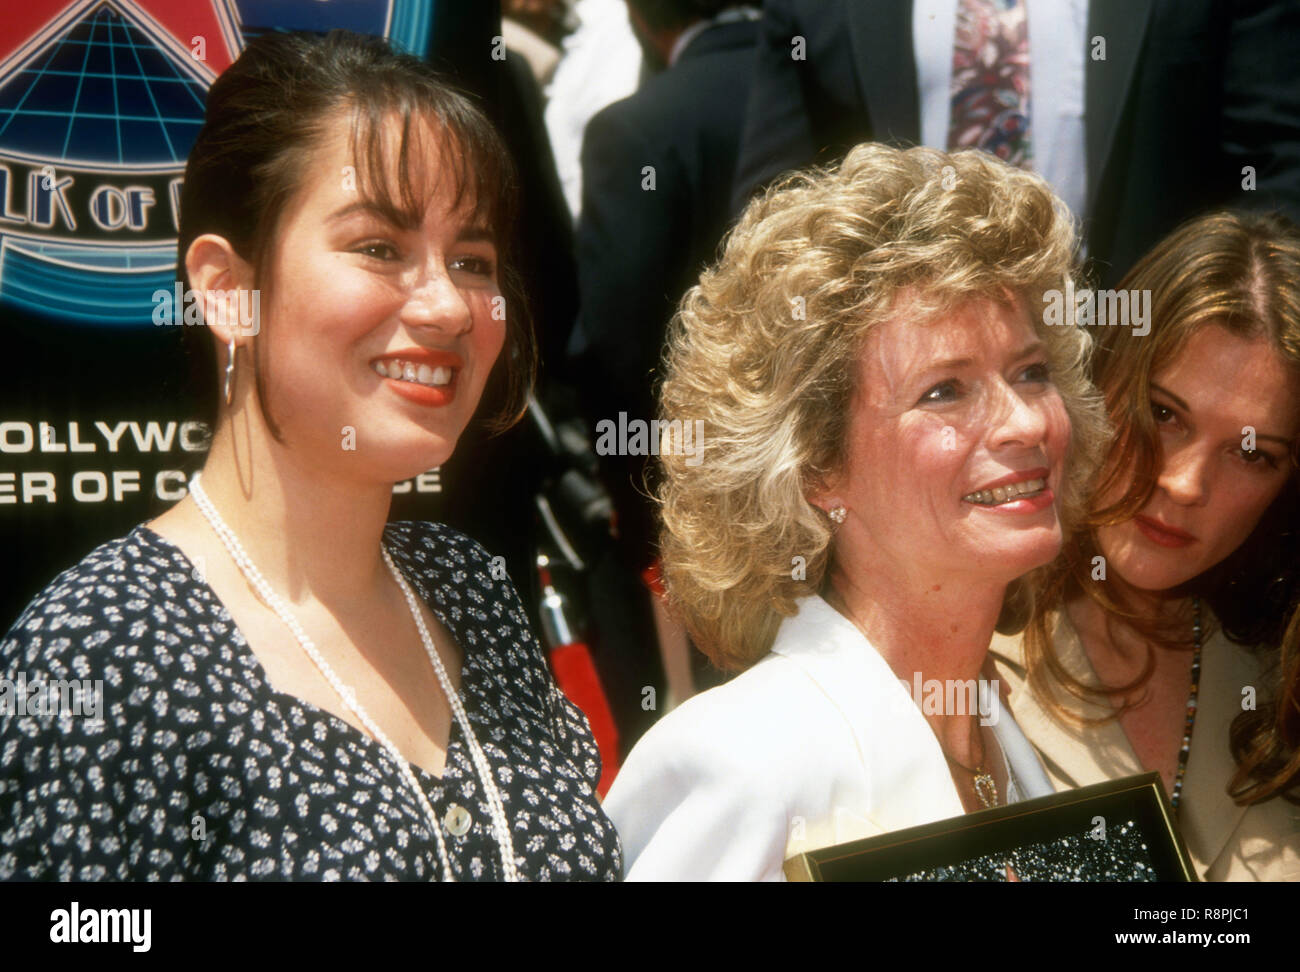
[188,472,518,881]
[1169,597,1203,815]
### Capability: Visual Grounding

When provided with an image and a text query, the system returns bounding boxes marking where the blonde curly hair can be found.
[657,143,1110,671]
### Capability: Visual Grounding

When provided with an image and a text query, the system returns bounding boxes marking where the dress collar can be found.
[771,594,1050,829]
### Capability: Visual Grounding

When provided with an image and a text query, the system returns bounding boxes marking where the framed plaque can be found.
[784,772,1197,882]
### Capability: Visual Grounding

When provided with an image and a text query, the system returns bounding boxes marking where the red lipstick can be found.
[372,348,462,408]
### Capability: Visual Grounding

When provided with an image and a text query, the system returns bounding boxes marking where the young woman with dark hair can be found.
[0,31,620,882]
[992,210,1300,881]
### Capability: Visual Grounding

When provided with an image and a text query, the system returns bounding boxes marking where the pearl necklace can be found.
[187,472,518,881]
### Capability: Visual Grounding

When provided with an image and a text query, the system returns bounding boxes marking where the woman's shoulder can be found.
[22,523,181,594]
[382,519,555,687]
[616,651,832,782]
[382,520,511,592]
[604,651,859,880]
[2,524,190,668]
[620,593,922,779]
[382,520,531,627]
[384,518,491,559]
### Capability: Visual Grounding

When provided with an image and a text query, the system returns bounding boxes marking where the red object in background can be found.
[537,557,620,796]
[549,640,621,797]
[641,560,666,598]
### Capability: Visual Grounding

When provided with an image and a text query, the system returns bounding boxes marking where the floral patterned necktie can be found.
[948,0,1032,167]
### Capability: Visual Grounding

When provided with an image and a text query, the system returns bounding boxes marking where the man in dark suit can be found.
[568,1,761,747]
[573,2,761,451]
[733,0,1300,285]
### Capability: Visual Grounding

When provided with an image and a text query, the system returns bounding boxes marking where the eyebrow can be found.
[328,200,420,231]
[918,340,1045,376]
[327,201,497,245]
[1151,382,1294,446]
[456,226,497,246]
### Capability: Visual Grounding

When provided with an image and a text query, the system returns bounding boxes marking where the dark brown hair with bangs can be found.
[1019,210,1300,803]
[176,29,535,441]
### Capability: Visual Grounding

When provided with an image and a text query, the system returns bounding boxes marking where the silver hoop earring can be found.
[223,339,237,406]
[828,505,847,525]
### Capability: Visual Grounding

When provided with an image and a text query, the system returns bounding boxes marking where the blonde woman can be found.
[603,144,1110,880]
[990,211,1300,881]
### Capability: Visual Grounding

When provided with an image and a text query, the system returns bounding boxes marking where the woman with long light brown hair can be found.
[992,210,1300,881]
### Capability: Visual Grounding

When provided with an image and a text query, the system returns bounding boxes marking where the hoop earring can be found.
[828,505,847,525]
[223,338,237,406]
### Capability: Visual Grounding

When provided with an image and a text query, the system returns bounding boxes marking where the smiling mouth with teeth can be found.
[962,477,1047,506]
[371,358,455,388]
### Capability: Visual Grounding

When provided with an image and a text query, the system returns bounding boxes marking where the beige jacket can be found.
[990,610,1300,881]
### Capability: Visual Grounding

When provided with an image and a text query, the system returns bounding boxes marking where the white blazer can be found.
[603,594,1053,880]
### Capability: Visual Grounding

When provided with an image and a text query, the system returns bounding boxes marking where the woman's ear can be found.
[185,234,256,347]
[805,471,845,517]
[808,494,845,516]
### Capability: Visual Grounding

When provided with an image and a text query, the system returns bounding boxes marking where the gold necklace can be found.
[942,718,999,809]
[823,587,1001,809]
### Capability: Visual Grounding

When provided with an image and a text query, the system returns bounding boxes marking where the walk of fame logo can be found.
[0,0,429,326]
